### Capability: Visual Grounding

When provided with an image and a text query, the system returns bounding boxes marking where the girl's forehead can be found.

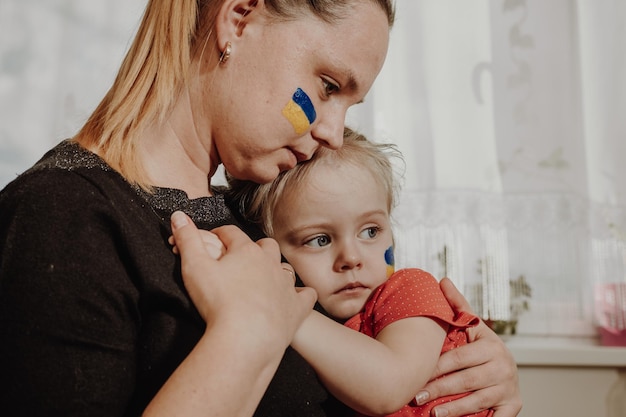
[316,157,370,176]
[307,160,383,193]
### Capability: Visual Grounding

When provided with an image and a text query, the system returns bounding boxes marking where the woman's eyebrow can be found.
[344,70,359,93]
[339,70,365,104]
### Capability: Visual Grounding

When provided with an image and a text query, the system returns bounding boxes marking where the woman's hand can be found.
[146,212,318,417]
[170,211,316,343]
[415,278,522,417]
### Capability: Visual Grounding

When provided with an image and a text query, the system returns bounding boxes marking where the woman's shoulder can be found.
[2,140,127,195]
[0,140,137,222]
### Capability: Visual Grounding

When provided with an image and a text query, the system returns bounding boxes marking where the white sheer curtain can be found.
[2,0,625,337]
[0,0,145,184]
[349,0,626,337]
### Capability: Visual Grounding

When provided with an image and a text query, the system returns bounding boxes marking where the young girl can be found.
[191,127,494,417]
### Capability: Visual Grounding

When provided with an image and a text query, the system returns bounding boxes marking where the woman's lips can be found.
[290,148,312,163]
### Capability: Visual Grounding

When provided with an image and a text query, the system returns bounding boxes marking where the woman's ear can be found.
[215,0,263,48]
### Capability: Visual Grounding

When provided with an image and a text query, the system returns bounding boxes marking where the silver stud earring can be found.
[219,41,232,64]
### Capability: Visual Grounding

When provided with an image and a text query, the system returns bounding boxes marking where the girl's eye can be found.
[304,235,331,248]
[358,226,380,240]
[322,79,340,97]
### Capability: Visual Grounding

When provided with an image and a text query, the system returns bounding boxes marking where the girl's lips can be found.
[335,283,368,296]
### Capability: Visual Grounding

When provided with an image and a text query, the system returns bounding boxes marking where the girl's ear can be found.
[215,0,263,49]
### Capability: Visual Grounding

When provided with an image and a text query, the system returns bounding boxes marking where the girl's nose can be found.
[334,242,363,272]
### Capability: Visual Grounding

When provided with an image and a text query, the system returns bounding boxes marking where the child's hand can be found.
[169,228,226,260]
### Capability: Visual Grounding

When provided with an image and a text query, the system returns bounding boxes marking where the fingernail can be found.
[415,391,429,405]
[171,211,188,229]
[434,408,449,417]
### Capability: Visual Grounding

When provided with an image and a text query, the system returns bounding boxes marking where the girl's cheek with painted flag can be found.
[385,246,395,278]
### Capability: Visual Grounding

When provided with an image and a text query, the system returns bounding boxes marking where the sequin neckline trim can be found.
[31,140,232,224]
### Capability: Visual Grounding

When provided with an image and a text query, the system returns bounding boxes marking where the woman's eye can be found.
[359,227,380,240]
[322,79,340,97]
[305,235,331,248]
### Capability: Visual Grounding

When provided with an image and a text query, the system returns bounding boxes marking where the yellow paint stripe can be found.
[282,100,311,135]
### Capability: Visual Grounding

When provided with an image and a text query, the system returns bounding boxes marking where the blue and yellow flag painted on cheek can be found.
[385,246,395,278]
[282,88,317,134]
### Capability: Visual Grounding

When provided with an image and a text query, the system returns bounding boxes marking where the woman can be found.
[0,1,521,416]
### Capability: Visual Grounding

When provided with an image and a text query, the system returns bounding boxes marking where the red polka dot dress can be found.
[344,268,494,417]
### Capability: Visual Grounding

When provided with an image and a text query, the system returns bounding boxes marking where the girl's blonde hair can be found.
[73,0,395,189]
[228,126,404,237]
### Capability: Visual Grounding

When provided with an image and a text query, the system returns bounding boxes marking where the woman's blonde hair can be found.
[228,126,404,237]
[73,0,395,189]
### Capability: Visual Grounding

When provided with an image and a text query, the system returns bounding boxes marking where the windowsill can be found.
[504,335,626,367]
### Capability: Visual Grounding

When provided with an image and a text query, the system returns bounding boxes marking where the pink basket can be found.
[594,283,626,346]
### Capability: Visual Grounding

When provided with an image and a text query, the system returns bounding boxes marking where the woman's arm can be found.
[0,173,148,416]
[0,172,315,417]
[146,213,317,417]
[291,310,447,415]
[415,278,522,417]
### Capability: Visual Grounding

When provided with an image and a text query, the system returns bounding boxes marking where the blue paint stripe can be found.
[292,88,316,124]
[384,247,395,266]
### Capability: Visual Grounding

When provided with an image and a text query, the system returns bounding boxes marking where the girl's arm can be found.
[291,310,447,416]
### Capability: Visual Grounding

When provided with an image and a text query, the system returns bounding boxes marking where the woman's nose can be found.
[310,109,345,150]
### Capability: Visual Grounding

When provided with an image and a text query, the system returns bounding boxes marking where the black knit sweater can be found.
[0,140,348,416]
